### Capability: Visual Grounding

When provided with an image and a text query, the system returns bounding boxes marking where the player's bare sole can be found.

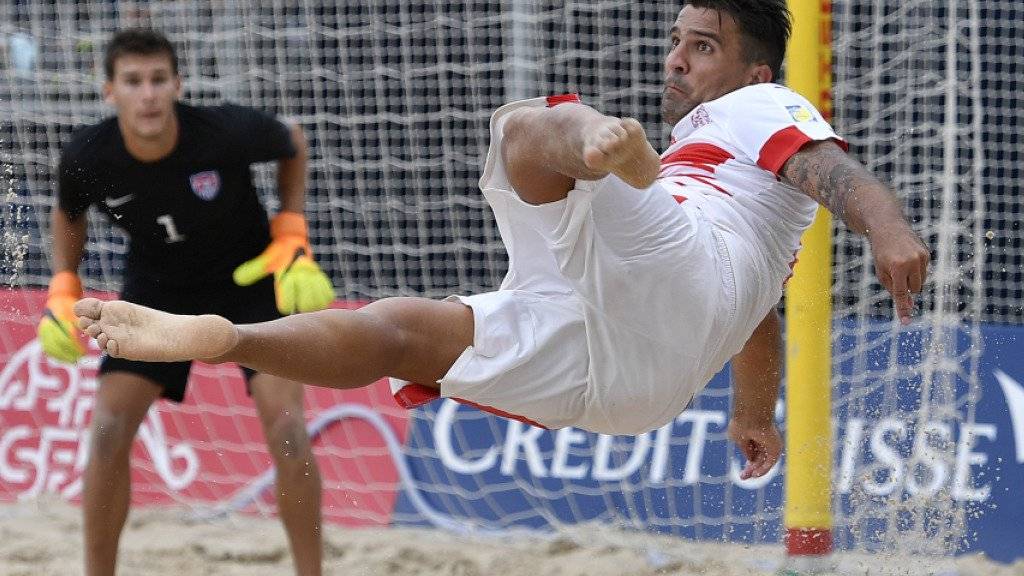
[74,298,238,362]
[582,117,661,189]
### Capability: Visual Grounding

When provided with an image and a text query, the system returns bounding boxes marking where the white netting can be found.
[830,0,1019,556]
[0,0,1018,558]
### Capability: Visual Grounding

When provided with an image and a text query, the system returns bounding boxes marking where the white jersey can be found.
[660,83,846,367]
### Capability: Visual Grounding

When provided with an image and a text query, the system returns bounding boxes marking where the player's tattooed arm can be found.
[782,139,883,234]
[782,139,931,325]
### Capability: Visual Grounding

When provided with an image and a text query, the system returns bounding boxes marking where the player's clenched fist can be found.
[232,211,335,315]
[37,271,86,363]
[727,419,783,480]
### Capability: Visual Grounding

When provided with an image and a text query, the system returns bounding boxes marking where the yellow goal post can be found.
[784,0,835,561]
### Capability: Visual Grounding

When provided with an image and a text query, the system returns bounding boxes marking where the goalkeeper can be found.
[38,29,329,576]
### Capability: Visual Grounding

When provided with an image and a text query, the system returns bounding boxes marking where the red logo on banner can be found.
[0,291,410,526]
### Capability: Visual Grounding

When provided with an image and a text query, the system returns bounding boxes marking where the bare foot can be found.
[582,117,661,189]
[73,298,238,362]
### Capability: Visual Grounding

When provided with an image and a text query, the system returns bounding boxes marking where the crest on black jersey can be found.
[189,170,221,201]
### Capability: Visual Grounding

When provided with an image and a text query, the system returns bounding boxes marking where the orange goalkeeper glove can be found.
[232,211,335,314]
[37,271,87,363]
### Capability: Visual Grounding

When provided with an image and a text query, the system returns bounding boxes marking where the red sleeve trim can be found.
[757,126,812,175]
[392,382,440,409]
[758,126,850,175]
[546,93,582,107]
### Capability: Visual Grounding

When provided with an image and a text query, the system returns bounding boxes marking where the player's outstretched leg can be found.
[74,297,238,362]
[75,296,474,393]
[581,117,661,190]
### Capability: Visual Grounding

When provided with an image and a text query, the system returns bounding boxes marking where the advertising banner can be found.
[2,289,1021,562]
[0,290,410,526]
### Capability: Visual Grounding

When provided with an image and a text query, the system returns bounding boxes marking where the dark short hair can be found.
[103,29,178,80]
[683,0,792,81]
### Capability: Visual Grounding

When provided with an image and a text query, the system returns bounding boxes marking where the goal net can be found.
[1,0,1019,559]
[829,0,1021,557]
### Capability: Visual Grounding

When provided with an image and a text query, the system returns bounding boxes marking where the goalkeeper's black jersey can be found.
[57,102,296,289]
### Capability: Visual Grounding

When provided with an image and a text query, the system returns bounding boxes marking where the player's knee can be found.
[363,297,473,380]
[501,110,530,165]
[266,415,319,486]
[87,409,136,462]
[357,300,416,362]
[264,409,312,462]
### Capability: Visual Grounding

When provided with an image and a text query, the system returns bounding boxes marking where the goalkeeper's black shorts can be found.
[98,276,282,403]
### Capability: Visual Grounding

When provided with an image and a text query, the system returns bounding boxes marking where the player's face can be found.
[661,6,770,125]
[104,54,181,141]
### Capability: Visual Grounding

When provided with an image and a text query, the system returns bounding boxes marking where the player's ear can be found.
[102,81,114,105]
[748,63,772,85]
[173,75,183,99]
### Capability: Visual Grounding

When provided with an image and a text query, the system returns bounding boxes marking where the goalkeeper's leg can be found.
[82,373,163,576]
[250,376,323,576]
[75,297,475,392]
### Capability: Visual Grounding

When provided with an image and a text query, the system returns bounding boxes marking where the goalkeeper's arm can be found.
[234,121,335,314]
[37,207,89,363]
[52,207,88,277]
[276,121,308,214]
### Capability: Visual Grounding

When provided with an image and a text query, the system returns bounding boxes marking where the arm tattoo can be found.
[820,162,857,221]
[782,142,861,221]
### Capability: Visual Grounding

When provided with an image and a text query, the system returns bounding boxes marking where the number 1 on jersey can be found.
[156,214,187,243]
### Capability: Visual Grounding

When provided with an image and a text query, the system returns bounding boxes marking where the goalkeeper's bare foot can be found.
[582,117,661,189]
[73,298,238,362]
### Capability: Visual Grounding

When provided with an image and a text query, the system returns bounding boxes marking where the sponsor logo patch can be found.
[787,105,816,123]
[189,170,221,201]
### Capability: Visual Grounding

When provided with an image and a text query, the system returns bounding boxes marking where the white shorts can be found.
[433,97,736,435]
[439,290,589,430]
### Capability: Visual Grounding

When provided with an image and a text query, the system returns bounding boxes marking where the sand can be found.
[0,499,1021,576]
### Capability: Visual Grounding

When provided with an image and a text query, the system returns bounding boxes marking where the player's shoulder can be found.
[186,101,277,123]
[712,83,806,110]
[704,84,825,131]
[61,116,119,166]
[177,101,246,128]
[180,101,284,137]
